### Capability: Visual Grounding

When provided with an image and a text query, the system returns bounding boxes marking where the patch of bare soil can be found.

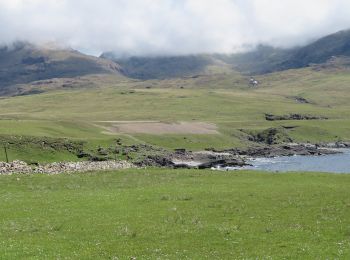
[103,121,219,135]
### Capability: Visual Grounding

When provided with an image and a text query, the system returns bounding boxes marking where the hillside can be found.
[1,29,349,88]
[100,53,236,79]
[1,58,350,164]
[1,29,350,163]
[215,45,294,75]
[100,29,350,78]
[0,42,123,94]
[222,29,350,74]
[283,29,350,68]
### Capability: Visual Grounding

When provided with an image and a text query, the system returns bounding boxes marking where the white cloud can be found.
[0,0,350,56]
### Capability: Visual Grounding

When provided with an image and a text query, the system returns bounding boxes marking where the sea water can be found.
[229,149,350,173]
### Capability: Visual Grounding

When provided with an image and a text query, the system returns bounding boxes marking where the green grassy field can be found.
[1,65,350,162]
[0,169,349,259]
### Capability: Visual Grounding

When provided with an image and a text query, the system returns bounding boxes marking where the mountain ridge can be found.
[102,29,350,77]
[224,29,350,74]
[1,29,350,91]
[0,42,123,89]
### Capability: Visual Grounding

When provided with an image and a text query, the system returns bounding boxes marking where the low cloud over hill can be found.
[1,0,350,56]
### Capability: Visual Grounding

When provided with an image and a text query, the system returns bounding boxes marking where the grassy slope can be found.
[0,169,349,259]
[0,65,350,161]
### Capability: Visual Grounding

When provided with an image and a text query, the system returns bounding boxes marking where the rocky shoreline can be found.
[0,142,349,174]
[134,142,349,169]
[221,143,345,158]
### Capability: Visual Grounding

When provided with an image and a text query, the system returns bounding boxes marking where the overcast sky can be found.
[1,0,350,56]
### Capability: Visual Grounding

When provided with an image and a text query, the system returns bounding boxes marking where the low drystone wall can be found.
[0,160,134,175]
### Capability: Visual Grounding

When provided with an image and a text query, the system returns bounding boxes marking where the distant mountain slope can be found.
[215,45,294,75]
[100,53,225,79]
[2,28,350,89]
[101,29,350,78]
[283,29,350,68]
[220,29,350,74]
[0,42,122,88]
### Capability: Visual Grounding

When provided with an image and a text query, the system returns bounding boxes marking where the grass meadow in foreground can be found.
[0,169,349,259]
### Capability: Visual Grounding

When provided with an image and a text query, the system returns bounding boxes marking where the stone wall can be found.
[0,160,134,175]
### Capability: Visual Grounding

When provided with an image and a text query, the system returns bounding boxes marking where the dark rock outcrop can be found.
[224,143,340,158]
[198,159,248,169]
[293,96,310,104]
[265,114,328,121]
[247,127,293,145]
[134,155,175,168]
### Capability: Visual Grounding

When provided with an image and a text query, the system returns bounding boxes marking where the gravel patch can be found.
[103,121,219,135]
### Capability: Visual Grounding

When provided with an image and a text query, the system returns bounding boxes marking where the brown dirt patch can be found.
[103,121,219,135]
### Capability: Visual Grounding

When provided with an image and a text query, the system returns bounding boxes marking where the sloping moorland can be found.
[1,57,350,162]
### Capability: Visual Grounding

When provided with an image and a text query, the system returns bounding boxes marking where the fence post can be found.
[4,144,9,163]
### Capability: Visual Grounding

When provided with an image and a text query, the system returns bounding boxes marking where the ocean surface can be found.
[231,149,350,173]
